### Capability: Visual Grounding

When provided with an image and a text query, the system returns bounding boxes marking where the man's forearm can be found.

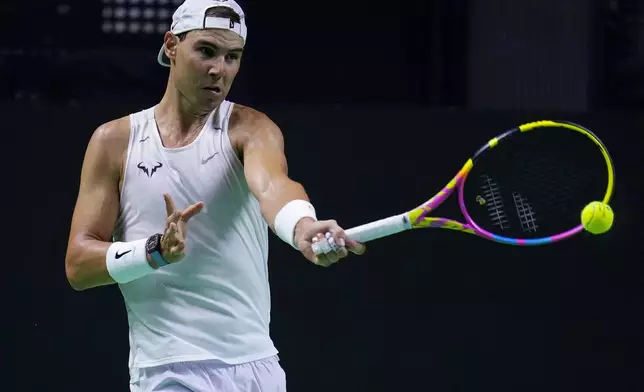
[259,178,311,230]
[65,238,117,291]
[257,178,318,249]
[66,237,158,291]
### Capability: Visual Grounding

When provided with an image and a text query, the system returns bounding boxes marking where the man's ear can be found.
[163,32,180,63]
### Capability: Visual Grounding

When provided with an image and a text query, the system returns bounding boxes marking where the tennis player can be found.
[64,0,365,390]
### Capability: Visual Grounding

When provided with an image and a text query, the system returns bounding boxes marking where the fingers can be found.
[346,239,366,255]
[312,235,336,267]
[163,193,176,217]
[161,222,185,262]
[324,232,349,259]
[163,197,204,231]
[166,211,181,227]
[311,232,347,267]
[326,226,349,253]
[177,201,205,236]
[158,196,206,264]
[163,222,183,246]
[170,243,185,255]
[163,194,204,222]
[166,221,178,238]
[306,219,367,266]
[325,224,366,256]
[181,201,205,222]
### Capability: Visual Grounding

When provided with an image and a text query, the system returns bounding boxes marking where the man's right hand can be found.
[160,193,205,263]
[293,218,366,267]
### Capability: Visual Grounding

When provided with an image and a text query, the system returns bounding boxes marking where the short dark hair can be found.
[177,6,242,41]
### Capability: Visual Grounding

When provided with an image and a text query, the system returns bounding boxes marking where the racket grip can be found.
[343,214,411,243]
[311,214,410,255]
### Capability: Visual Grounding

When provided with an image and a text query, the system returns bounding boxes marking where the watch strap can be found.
[147,233,169,267]
[150,250,168,267]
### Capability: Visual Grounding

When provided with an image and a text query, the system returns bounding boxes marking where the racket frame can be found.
[312,120,615,254]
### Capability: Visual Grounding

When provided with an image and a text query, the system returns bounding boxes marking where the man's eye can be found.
[200,47,214,57]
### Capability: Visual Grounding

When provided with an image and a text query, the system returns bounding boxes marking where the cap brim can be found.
[158,46,170,67]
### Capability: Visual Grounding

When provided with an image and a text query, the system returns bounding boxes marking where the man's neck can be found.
[155,84,218,138]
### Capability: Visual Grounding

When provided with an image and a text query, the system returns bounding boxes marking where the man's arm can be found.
[240,113,310,229]
[65,119,129,291]
[238,108,365,265]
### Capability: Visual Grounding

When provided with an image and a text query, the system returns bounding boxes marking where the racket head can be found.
[457,120,615,245]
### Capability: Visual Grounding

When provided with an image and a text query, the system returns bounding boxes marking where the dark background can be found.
[5,0,644,391]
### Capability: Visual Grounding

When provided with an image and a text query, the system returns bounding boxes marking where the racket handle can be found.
[311,214,410,255]
[344,214,411,243]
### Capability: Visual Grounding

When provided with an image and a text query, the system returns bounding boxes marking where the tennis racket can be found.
[312,120,615,255]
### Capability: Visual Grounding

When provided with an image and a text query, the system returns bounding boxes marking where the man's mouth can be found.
[204,86,222,94]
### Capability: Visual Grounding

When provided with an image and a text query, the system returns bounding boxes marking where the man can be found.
[64,0,365,390]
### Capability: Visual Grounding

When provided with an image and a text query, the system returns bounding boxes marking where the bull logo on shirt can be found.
[137,161,163,178]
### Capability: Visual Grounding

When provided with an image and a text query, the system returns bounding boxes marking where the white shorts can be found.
[130,355,286,392]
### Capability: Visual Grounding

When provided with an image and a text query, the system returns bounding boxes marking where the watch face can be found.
[146,234,160,253]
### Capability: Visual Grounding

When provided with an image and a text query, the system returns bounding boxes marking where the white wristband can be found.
[274,199,317,250]
[106,238,154,284]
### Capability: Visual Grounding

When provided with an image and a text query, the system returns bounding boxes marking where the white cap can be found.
[157,0,247,67]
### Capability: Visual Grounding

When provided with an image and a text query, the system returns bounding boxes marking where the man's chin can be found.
[200,93,226,107]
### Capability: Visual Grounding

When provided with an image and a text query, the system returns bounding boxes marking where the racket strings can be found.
[512,191,538,233]
[479,174,510,230]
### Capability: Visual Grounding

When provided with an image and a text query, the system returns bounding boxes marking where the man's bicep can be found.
[242,122,290,197]
[241,121,310,227]
[68,126,123,245]
[243,144,291,201]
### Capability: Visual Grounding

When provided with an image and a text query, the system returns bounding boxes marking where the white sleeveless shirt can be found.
[114,101,277,374]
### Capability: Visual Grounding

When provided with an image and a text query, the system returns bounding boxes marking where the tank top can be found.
[114,100,277,375]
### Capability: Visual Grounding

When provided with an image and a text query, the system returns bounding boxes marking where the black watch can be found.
[146,233,168,267]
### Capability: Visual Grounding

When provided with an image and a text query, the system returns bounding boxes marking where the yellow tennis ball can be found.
[581,201,614,234]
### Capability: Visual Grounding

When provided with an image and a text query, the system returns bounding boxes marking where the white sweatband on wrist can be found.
[106,238,154,284]
[274,199,317,250]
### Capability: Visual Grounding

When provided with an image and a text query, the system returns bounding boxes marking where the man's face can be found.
[167,29,244,109]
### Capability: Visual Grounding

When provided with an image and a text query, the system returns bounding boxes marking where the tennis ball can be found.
[581,201,614,234]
